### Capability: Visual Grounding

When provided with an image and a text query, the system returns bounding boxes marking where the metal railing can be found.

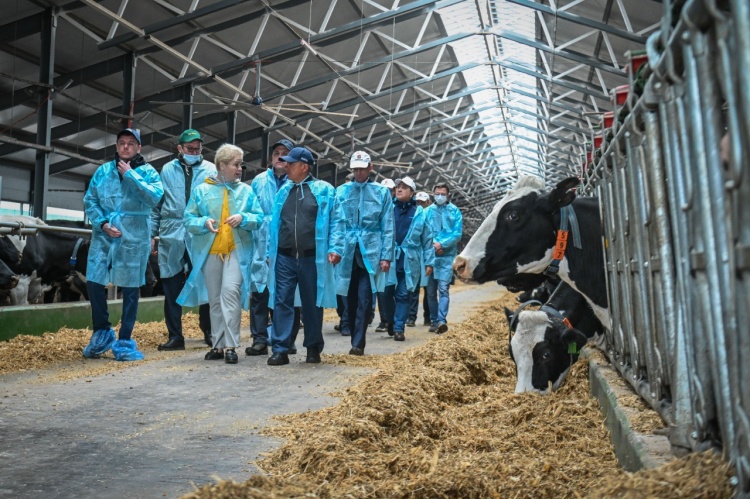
[581,0,748,494]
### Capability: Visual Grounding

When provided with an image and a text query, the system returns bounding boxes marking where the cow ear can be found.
[560,327,587,355]
[543,177,579,212]
[504,306,516,330]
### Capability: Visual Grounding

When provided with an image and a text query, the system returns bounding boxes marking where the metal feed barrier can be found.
[581,0,749,494]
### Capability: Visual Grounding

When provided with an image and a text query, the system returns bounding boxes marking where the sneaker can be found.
[375,322,388,332]
[306,347,321,364]
[82,328,116,359]
[394,332,405,341]
[204,348,224,360]
[406,319,416,328]
[436,322,448,334]
[225,349,238,364]
[428,323,438,333]
[348,347,364,356]
[245,341,268,356]
[340,329,351,337]
[267,352,289,366]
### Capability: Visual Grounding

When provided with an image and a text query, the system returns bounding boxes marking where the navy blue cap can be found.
[117,128,141,145]
[270,139,294,153]
[280,147,315,167]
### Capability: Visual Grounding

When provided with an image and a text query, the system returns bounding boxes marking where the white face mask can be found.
[434,194,448,205]
[183,154,202,166]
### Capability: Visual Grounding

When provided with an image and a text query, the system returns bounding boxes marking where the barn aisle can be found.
[0,282,505,499]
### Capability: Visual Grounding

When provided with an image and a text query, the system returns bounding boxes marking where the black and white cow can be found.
[453,177,609,328]
[0,257,18,290]
[505,281,604,393]
[515,276,560,304]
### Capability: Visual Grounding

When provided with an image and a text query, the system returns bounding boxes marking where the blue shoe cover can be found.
[111,339,145,362]
[82,328,116,358]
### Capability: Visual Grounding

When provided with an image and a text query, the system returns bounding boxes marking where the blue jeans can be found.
[87,281,139,340]
[271,253,323,354]
[426,276,450,324]
[408,284,419,321]
[347,263,372,350]
[393,271,411,333]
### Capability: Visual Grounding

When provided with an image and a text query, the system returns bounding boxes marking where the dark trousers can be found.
[408,285,419,320]
[271,254,323,354]
[347,263,372,350]
[336,294,350,331]
[87,281,139,341]
[381,284,396,324]
[162,272,186,340]
[250,288,270,346]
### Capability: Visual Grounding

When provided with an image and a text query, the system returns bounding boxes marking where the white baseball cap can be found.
[381,178,395,189]
[415,191,430,202]
[396,176,417,192]
[349,150,371,169]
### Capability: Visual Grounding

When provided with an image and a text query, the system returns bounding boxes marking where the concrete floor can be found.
[0,284,505,499]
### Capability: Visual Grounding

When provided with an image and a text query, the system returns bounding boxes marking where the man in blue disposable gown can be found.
[266,147,337,365]
[82,128,164,361]
[329,151,394,356]
[152,129,216,351]
[425,182,463,334]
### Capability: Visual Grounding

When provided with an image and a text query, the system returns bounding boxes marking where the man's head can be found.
[433,182,450,206]
[395,177,416,202]
[116,128,142,161]
[177,129,203,165]
[280,147,315,183]
[349,150,372,183]
[415,191,431,208]
[270,138,294,176]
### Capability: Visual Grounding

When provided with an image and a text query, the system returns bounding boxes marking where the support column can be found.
[227,111,237,143]
[122,53,135,129]
[260,130,269,168]
[32,8,56,219]
[182,83,194,130]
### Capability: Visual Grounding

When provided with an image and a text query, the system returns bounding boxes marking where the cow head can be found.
[506,309,587,393]
[453,177,579,284]
[0,258,18,290]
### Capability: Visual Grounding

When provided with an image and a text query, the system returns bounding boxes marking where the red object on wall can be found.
[613,85,629,106]
[602,111,615,129]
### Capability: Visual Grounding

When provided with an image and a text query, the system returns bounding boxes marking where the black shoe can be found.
[158,337,185,351]
[306,347,321,364]
[334,323,341,332]
[225,349,238,364]
[436,322,448,334]
[423,319,431,326]
[428,323,438,333]
[349,347,364,356]
[245,341,268,356]
[341,329,351,337]
[375,322,387,332]
[387,322,394,337]
[406,319,416,328]
[267,352,289,366]
[289,346,297,355]
[394,332,405,341]
[204,348,223,360]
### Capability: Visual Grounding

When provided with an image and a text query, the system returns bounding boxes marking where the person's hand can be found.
[380,260,390,272]
[117,159,132,175]
[328,253,341,265]
[436,248,444,256]
[425,266,433,276]
[150,237,157,255]
[225,214,243,228]
[102,223,122,238]
[205,218,219,233]
[433,241,443,252]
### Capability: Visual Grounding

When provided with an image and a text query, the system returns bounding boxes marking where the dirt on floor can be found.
[179,295,735,499]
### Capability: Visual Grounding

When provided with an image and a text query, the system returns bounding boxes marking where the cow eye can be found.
[542,351,552,361]
[504,211,519,222]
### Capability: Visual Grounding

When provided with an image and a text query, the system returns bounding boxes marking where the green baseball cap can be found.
[178,129,202,144]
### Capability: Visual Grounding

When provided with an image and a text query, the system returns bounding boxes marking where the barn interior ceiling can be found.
[0,0,662,233]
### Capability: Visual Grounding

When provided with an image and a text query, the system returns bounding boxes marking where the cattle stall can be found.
[581,0,749,493]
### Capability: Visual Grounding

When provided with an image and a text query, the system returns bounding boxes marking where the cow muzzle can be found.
[452,256,472,281]
[4,275,19,290]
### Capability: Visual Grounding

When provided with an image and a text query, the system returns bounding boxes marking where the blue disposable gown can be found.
[150,158,216,279]
[330,181,395,295]
[84,159,164,288]
[176,177,263,307]
[386,205,435,292]
[250,168,286,293]
[425,202,463,281]
[267,178,337,309]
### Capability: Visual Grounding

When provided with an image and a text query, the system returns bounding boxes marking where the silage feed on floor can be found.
[182,297,735,498]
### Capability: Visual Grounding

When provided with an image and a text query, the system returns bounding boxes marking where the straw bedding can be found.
[179,296,735,498]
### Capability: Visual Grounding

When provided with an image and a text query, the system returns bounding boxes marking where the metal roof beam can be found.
[496,59,610,100]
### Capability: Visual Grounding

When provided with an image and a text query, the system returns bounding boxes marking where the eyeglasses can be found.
[182,146,202,154]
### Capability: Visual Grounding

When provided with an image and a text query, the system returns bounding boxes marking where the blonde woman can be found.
[177,144,263,364]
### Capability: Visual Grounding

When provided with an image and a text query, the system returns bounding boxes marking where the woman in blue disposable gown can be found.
[177,144,262,365]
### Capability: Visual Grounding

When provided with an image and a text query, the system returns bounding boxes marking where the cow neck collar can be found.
[544,205,582,277]
[541,305,582,356]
